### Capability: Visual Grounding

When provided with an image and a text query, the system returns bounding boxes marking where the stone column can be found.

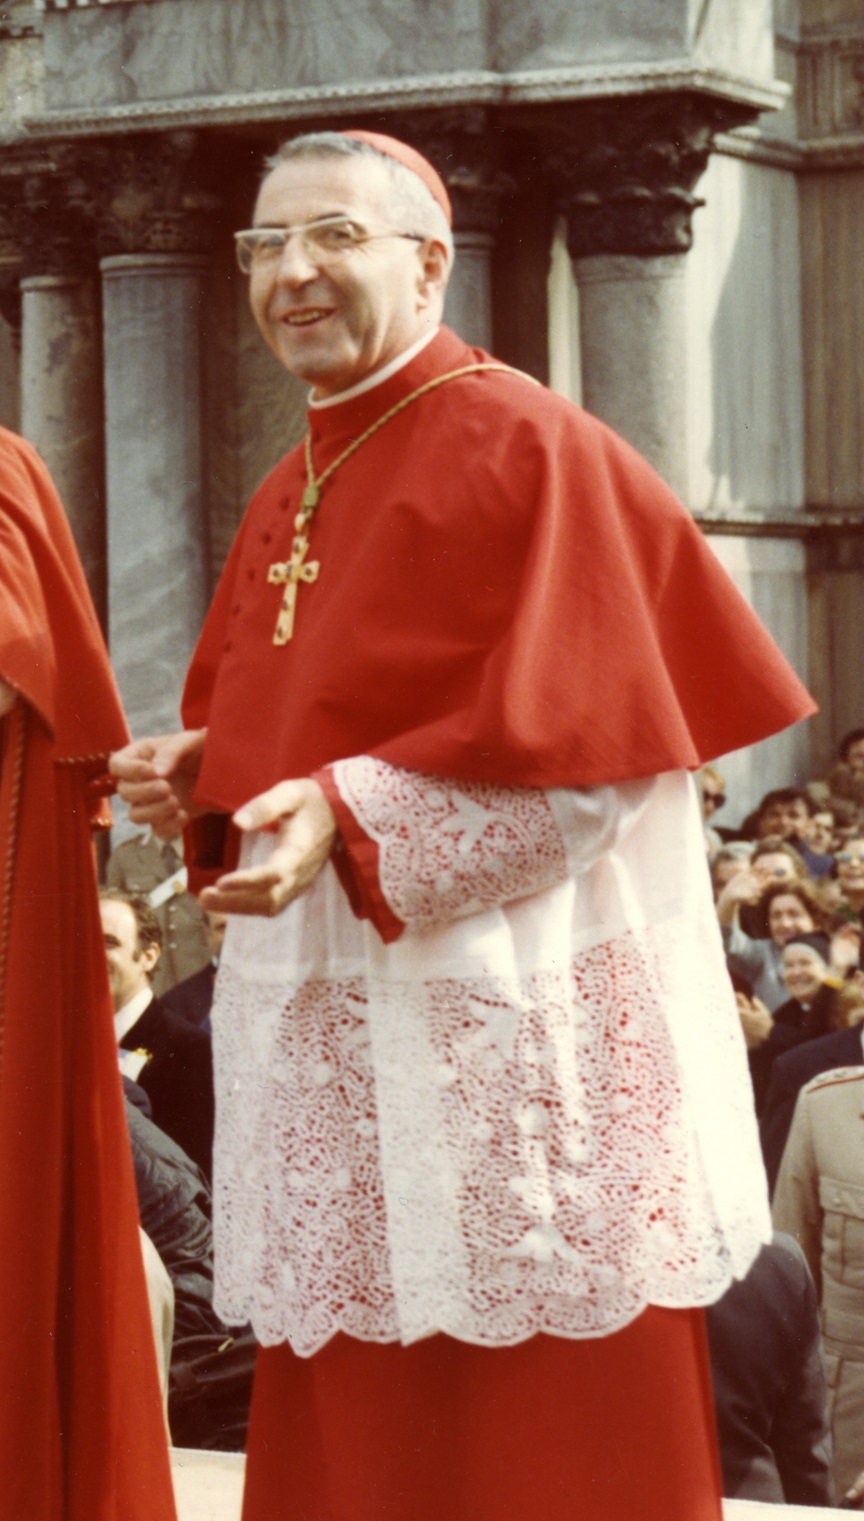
[21,273,106,617]
[100,252,209,737]
[93,132,218,738]
[550,94,758,500]
[574,254,689,497]
[398,110,513,351]
[1,158,108,615]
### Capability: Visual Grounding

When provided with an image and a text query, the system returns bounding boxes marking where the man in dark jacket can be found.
[126,1096,221,1346]
[124,1090,255,1450]
[100,889,215,1177]
[706,1232,833,1507]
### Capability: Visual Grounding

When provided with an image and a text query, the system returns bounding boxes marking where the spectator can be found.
[162,908,227,1035]
[748,932,851,1108]
[808,728,864,829]
[710,842,754,903]
[773,1064,864,1497]
[760,944,864,1193]
[706,1231,833,1507]
[719,875,824,1012]
[739,787,811,844]
[699,764,727,855]
[796,798,837,880]
[833,836,864,926]
[106,825,212,997]
[101,890,215,1178]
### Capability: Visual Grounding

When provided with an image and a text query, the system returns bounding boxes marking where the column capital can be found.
[543,92,760,259]
[78,131,221,259]
[0,145,100,280]
[386,107,515,235]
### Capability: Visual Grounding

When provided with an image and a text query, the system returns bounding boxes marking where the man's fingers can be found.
[109,740,159,781]
[233,781,304,832]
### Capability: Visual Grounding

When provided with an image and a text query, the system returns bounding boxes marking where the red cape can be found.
[183,327,814,814]
[0,430,176,1520]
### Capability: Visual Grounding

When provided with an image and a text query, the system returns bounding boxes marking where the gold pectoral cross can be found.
[268,526,320,645]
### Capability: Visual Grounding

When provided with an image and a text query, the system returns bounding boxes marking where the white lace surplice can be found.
[211,762,770,1355]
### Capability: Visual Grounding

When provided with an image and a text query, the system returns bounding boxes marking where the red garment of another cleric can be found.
[0,428,176,1521]
[183,326,814,815]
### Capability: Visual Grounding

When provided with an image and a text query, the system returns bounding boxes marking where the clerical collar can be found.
[308,327,439,409]
[114,985,154,1044]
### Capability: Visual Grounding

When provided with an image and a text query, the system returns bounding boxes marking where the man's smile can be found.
[279,308,334,327]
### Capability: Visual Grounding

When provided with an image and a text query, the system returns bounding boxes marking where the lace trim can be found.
[332,757,570,929]
[211,916,767,1354]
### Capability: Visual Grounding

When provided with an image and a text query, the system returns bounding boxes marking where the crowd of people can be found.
[701,730,864,1505]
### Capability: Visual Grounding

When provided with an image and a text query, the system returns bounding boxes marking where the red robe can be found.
[183,325,814,814]
[0,429,176,1521]
[181,331,815,1521]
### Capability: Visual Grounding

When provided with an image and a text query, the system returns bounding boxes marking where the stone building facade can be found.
[0,0,861,821]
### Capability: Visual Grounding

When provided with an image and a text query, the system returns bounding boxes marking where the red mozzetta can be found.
[184,326,814,814]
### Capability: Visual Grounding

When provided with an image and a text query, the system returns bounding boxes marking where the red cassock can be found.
[182,329,815,1521]
[0,429,176,1521]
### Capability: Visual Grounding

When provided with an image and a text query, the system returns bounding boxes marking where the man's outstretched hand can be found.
[200,778,336,918]
[109,729,207,836]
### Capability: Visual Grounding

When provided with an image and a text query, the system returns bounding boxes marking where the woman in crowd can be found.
[746,929,862,1109]
[718,866,820,1012]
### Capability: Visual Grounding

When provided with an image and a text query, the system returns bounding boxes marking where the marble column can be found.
[445,229,496,351]
[92,131,219,738]
[550,94,758,500]
[574,253,689,498]
[20,274,106,619]
[100,251,209,738]
[7,159,109,617]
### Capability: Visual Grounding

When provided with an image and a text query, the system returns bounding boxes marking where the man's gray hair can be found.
[264,131,454,264]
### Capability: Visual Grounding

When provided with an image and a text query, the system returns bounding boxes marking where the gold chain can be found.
[300,363,519,519]
[268,362,531,644]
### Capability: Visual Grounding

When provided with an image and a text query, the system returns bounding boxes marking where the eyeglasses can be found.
[703,791,725,808]
[234,215,425,274]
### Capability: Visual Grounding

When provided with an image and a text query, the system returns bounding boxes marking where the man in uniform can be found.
[106,825,211,996]
[774,1065,864,1497]
[111,130,814,1521]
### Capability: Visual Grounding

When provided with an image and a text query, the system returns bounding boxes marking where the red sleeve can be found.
[314,766,405,945]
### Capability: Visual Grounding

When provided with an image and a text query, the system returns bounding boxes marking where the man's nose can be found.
[273,232,318,282]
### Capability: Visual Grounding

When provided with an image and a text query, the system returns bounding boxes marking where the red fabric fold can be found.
[0,429,176,1521]
[182,328,814,818]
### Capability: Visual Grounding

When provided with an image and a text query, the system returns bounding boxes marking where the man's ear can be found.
[416,238,450,306]
[142,942,161,977]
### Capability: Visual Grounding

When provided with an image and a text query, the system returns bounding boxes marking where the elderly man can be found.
[0,428,175,1519]
[112,129,814,1521]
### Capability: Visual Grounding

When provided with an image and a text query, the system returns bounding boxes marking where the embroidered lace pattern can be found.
[332,758,571,927]
[212,913,766,1354]
[211,762,768,1352]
